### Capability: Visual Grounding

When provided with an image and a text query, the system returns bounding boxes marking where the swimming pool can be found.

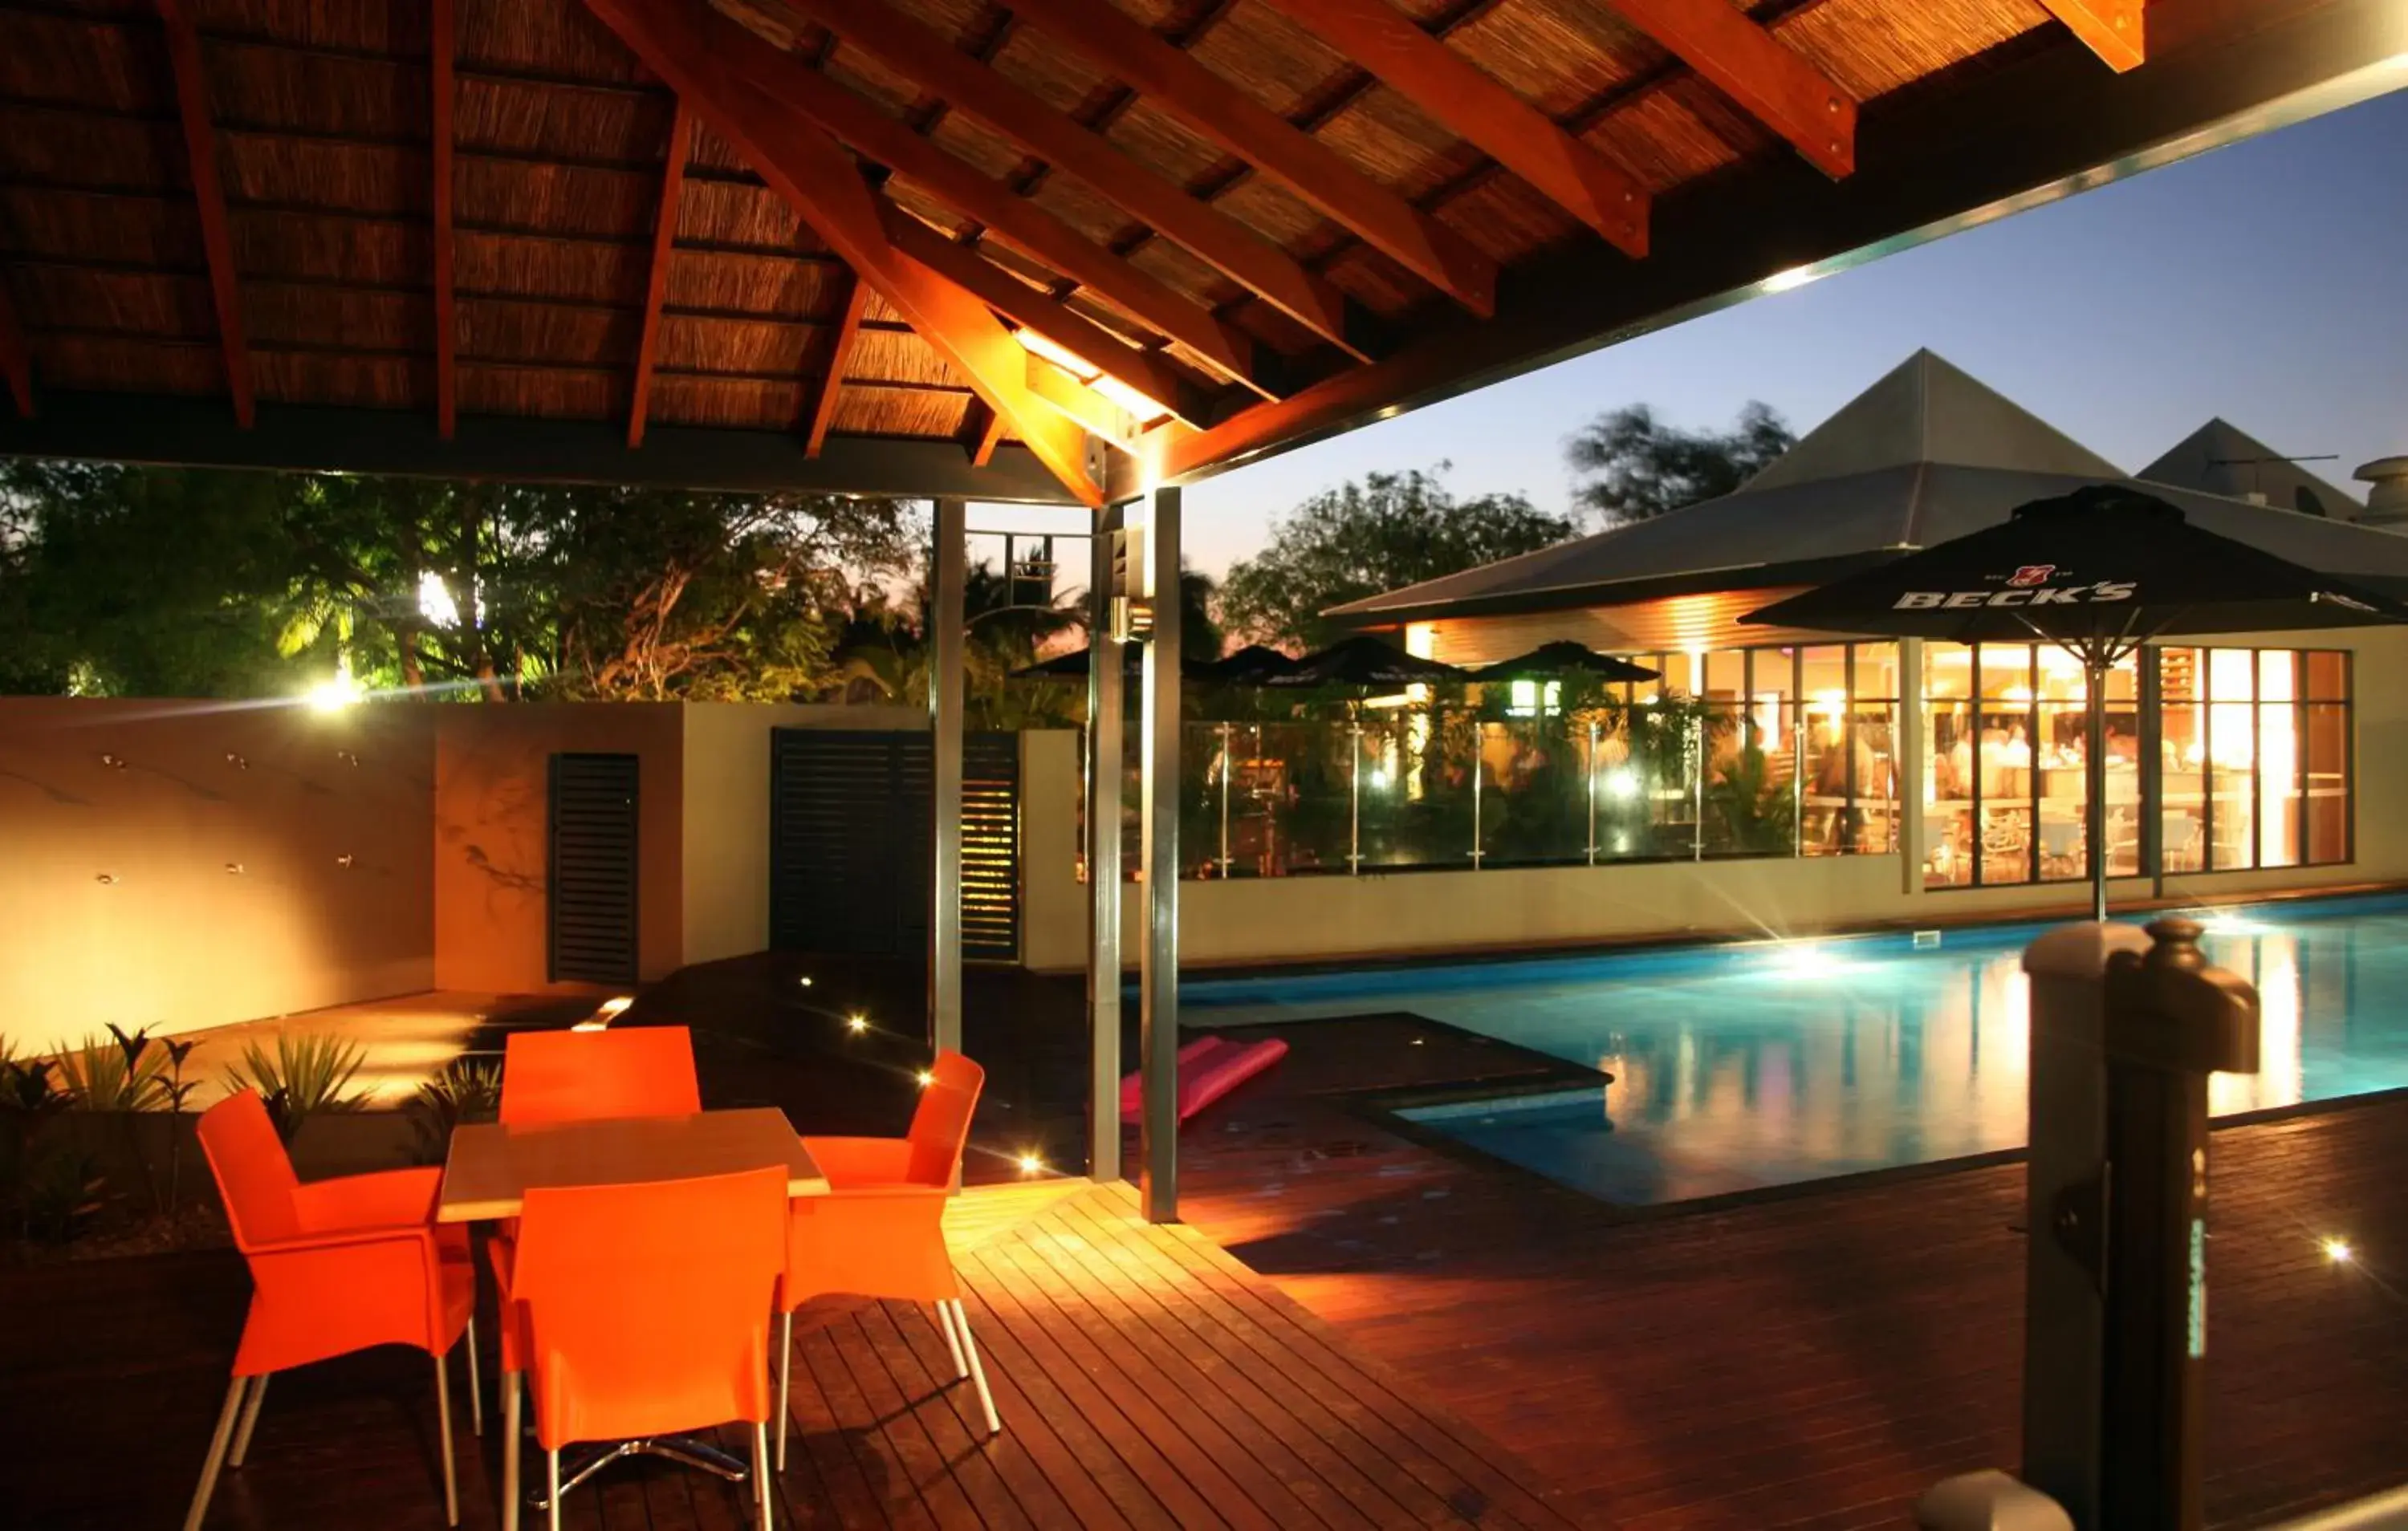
[1182,894,2408,1205]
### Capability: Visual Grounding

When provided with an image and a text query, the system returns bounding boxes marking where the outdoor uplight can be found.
[1605,769,1640,801]
[306,674,363,712]
[1367,767,1391,790]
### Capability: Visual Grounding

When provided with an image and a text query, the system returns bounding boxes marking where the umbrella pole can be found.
[2087,659,2108,923]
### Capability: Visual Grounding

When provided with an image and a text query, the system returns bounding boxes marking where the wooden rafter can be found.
[1023,353,1138,449]
[968,402,1008,467]
[802,278,868,460]
[153,0,253,427]
[581,0,1104,504]
[1259,0,1649,252]
[0,274,31,416]
[2032,0,2146,72]
[995,0,1499,315]
[429,0,458,437]
[752,35,1279,399]
[885,209,1208,427]
[628,99,695,449]
[1590,0,1855,178]
[777,0,1369,357]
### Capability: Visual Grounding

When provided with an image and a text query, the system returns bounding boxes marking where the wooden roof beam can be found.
[154,0,254,427]
[2032,0,2146,72]
[776,0,1373,359]
[728,27,1281,400]
[430,0,458,437]
[1590,0,1856,178]
[966,401,1008,467]
[1256,0,1649,251]
[884,208,1210,428]
[801,277,867,459]
[628,99,695,448]
[998,0,1499,314]
[0,276,31,416]
[582,0,1104,503]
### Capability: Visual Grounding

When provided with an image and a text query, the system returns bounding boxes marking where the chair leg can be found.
[501,1371,522,1531]
[434,1346,459,1527]
[934,1297,968,1379]
[547,1448,562,1531]
[228,1371,270,1466]
[754,1421,773,1531]
[182,1374,249,1531]
[775,1310,793,1472]
[947,1300,1001,1436]
[465,1318,483,1437]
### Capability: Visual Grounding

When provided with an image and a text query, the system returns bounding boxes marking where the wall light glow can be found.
[1761,265,1824,294]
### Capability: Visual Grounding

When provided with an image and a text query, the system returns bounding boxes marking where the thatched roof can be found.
[0,0,2397,503]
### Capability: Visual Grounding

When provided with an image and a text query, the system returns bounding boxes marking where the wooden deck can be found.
[0,1180,1577,1530]
[1169,1017,2408,1531]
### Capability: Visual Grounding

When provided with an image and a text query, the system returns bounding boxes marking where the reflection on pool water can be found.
[1181,895,2408,1205]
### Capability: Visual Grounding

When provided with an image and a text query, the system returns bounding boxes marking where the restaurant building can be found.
[1288,350,2408,940]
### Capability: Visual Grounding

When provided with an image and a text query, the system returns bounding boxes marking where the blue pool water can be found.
[1182,895,2408,1205]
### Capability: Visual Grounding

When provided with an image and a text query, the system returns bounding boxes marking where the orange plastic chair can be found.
[509,1167,787,1531]
[802,1049,983,1189]
[184,1090,479,1531]
[498,1024,700,1125]
[775,1182,1000,1465]
[487,1023,706,1525]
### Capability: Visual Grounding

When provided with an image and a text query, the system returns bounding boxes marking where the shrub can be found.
[221,1033,368,1146]
[403,1057,501,1166]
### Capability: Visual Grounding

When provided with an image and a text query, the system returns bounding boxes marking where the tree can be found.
[1217,466,1572,649]
[1564,400,1794,525]
[0,462,917,702]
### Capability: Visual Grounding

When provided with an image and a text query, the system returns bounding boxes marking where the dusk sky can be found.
[974,84,2408,582]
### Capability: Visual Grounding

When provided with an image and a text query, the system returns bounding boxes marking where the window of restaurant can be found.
[2158,647,2351,874]
[1924,644,2349,890]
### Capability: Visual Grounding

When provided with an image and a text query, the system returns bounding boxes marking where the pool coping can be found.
[1301,1017,2408,1225]
[1161,877,2408,987]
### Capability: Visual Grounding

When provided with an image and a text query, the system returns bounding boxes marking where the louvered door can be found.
[547,753,640,985]
[769,730,1022,960]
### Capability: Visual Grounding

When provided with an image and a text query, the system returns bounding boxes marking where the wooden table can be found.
[436,1107,827,1224]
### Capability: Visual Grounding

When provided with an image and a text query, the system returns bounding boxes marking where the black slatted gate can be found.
[769,730,1020,960]
[547,752,640,985]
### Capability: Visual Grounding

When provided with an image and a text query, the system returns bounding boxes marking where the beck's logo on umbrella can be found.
[1893,576,2136,611]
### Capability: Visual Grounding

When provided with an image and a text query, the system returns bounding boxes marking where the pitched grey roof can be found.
[1328,351,2408,624]
[2138,418,2365,520]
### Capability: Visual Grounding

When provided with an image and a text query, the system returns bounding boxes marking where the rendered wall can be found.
[679,702,925,967]
[0,699,436,1050]
[432,703,685,993]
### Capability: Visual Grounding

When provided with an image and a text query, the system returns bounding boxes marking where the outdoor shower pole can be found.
[1137,485,1182,1224]
[1469,716,1483,868]
[1085,502,1125,1185]
[929,497,966,1057]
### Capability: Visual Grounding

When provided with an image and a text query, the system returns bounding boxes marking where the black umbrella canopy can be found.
[1744,484,2408,923]
[1201,644,1303,684]
[1466,641,1660,684]
[1009,645,1215,680]
[1265,636,1467,689]
[1742,485,2408,650]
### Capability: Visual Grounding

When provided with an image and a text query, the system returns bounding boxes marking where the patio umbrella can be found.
[1466,641,1660,685]
[1743,483,2408,920]
[1264,636,1467,690]
[1009,645,1215,681]
[1200,644,1302,684]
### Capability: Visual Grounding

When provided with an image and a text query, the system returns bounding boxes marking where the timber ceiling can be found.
[0,0,2394,503]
